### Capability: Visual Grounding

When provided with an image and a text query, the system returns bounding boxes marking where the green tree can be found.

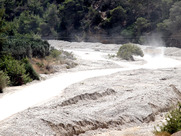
[157,19,171,35]
[45,4,59,28]
[42,3,59,37]
[0,8,8,54]
[168,1,181,32]
[156,1,181,47]
[3,0,16,21]
[18,11,42,34]
[134,17,150,36]
[110,6,126,25]
[160,0,173,20]
[28,0,43,16]
[58,0,87,40]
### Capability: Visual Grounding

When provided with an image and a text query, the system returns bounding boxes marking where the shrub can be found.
[21,58,39,80]
[117,43,144,60]
[0,71,9,93]
[155,103,181,135]
[0,55,32,86]
[49,47,61,59]
[2,36,50,59]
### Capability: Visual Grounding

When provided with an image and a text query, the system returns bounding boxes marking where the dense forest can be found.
[1,0,181,47]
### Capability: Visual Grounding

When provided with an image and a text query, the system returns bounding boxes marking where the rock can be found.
[171,131,181,136]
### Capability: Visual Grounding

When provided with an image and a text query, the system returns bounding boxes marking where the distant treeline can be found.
[1,0,181,47]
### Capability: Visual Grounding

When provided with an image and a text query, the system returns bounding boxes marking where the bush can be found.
[49,47,61,59]
[0,71,9,93]
[117,43,144,60]
[21,58,39,80]
[0,55,32,86]
[155,103,181,135]
[2,36,50,59]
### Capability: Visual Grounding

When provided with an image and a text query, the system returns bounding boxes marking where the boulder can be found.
[171,131,181,136]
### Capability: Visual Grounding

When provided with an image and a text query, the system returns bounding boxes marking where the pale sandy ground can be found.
[0,40,181,136]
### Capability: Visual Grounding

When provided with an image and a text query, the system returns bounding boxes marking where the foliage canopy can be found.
[0,0,181,46]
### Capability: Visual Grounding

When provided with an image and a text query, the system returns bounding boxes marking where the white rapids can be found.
[0,41,180,122]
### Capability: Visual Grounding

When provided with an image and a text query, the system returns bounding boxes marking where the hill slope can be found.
[1,0,181,47]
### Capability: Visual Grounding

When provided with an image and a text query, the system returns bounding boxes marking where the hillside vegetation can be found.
[1,0,181,91]
[0,3,77,92]
[1,0,181,47]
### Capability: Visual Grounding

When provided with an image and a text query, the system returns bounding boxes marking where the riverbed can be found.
[0,40,181,136]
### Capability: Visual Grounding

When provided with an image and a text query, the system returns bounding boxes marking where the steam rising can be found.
[142,33,181,69]
[144,33,165,47]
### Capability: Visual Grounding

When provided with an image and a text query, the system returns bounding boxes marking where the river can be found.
[0,41,180,122]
